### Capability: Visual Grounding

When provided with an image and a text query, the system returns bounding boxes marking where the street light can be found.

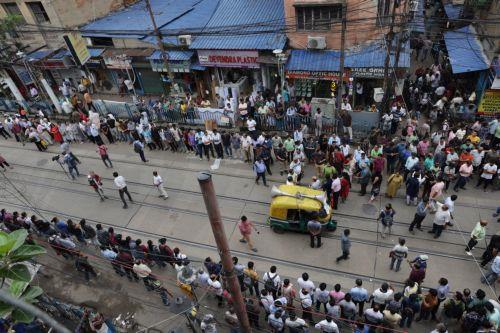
[273,49,287,92]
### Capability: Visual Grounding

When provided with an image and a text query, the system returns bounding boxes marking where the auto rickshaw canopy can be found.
[269,185,329,221]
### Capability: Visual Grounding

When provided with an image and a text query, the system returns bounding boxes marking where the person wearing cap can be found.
[465,220,488,256]
[200,314,217,333]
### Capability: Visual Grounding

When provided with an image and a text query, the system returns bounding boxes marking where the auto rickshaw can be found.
[268,185,337,234]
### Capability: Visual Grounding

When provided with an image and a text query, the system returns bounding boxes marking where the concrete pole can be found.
[0,70,25,102]
[40,78,62,113]
[197,172,251,333]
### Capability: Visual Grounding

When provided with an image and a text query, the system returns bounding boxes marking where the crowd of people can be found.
[0,33,499,332]
[1,206,500,333]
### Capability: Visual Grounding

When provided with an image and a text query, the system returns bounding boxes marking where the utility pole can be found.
[197,172,251,333]
[145,0,173,92]
[382,0,399,113]
[337,1,347,111]
[394,0,409,72]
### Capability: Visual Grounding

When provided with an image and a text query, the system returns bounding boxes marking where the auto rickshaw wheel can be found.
[272,225,285,234]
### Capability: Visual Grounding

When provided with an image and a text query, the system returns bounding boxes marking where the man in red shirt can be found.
[88,171,107,201]
[238,216,258,252]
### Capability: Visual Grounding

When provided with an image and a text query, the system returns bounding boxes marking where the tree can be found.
[0,229,46,322]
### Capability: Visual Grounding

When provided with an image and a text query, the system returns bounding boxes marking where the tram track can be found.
[4,162,488,244]
[0,199,415,289]
[0,142,497,211]
[0,171,484,261]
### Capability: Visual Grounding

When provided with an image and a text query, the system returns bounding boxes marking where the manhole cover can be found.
[362,203,378,215]
[37,158,48,166]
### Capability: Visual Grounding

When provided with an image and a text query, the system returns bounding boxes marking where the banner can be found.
[198,50,259,68]
[63,32,90,66]
[477,89,500,116]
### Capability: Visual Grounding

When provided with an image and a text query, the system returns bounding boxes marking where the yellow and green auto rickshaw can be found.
[267,185,337,234]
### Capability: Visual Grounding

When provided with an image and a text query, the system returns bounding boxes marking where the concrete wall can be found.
[0,0,137,50]
[477,1,499,62]
[284,0,403,50]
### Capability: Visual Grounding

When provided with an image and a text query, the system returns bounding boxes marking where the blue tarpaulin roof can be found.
[142,0,220,46]
[88,48,105,57]
[189,0,286,50]
[346,42,410,68]
[286,50,340,72]
[49,49,71,60]
[444,3,463,20]
[409,0,425,33]
[444,25,489,74]
[81,0,203,39]
[26,49,54,61]
[147,50,193,61]
[286,42,410,72]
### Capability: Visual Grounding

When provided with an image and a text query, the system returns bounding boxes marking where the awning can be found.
[88,48,105,58]
[443,3,463,20]
[147,50,194,61]
[346,42,410,68]
[26,49,56,62]
[191,62,206,71]
[286,50,340,72]
[444,25,490,74]
[102,48,155,59]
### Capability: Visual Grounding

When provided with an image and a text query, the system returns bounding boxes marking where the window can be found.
[27,2,50,24]
[2,3,25,22]
[2,3,25,38]
[296,5,342,31]
[377,0,392,26]
[90,37,114,47]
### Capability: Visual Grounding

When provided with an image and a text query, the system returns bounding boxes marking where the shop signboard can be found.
[104,57,132,70]
[286,70,348,80]
[63,32,90,66]
[477,89,500,117]
[350,67,394,78]
[198,50,259,68]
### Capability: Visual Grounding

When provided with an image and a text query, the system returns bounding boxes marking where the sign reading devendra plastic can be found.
[197,50,259,68]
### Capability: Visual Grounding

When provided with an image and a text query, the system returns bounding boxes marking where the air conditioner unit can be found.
[178,35,192,46]
[307,36,326,50]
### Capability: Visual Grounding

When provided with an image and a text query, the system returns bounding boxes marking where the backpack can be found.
[243,274,253,287]
[444,299,464,319]
[265,273,278,292]
[133,141,142,153]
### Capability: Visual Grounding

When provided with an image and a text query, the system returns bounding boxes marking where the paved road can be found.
[0,139,498,332]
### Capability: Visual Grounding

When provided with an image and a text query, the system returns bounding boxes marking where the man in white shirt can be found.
[153,171,168,199]
[371,283,394,309]
[240,133,253,163]
[113,172,133,209]
[341,99,352,112]
[310,176,322,190]
[297,273,315,295]
[315,316,339,333]
[331,174,341,210]
[246,117,256,133]
[429,202,450,239]
[477,160,498,190]
[208,274,224,306]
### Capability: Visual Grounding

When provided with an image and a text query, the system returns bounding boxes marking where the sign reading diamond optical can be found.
[197,50,259,68]
[350,67,394,78]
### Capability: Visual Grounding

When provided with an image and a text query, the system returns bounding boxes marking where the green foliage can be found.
[0,229,46,323]
[0,14,24,42]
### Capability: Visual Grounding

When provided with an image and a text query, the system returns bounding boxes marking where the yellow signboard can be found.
[64,32,90,66]
[477,89,500,116]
